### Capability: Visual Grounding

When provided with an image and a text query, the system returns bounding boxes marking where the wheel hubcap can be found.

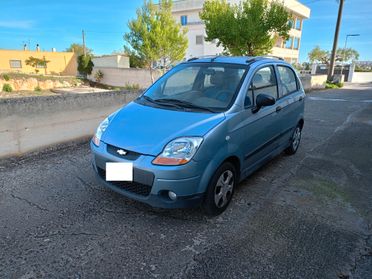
[214,170,234,208]
[292,127,301,150]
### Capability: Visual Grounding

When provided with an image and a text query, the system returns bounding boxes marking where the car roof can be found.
[185,56,292,67]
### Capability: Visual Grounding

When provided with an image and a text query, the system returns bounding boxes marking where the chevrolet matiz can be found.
[90,56,305,215]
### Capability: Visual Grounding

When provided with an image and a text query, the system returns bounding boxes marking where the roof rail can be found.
[246,55,284,64]
[187,55,222,62]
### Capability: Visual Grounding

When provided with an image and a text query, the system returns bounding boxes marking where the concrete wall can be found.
[92,55,130,69]
[0,49,77,76]
[351,72,372,83]
[0,91,141,158]
[89,67,162,88]
[300,74,327,91]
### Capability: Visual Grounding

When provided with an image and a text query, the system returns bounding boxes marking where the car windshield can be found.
[138,63,248,112]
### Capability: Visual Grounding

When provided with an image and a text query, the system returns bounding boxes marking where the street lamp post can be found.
[342,34,360,80]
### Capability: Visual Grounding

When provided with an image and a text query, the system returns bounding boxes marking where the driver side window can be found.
[249,66,278,104]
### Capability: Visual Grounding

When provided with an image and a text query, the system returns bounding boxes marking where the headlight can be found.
[92,117,110,146]
[152,137,203,166]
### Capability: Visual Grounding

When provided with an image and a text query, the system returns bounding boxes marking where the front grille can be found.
[97,167,152,197]
[106,144,141,161]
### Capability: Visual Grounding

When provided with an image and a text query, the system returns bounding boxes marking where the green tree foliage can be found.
[124,0,188,82]
[66,43,93,56]
[124,47,147,68]
[308,46,330,64]
[77,55,94,77]
[308,46,359,64]
[25,56,50,74]
[337,48,359,62]
[200,0,291,56]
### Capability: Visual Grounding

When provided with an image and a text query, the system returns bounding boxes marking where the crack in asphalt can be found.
[10,193,49,212]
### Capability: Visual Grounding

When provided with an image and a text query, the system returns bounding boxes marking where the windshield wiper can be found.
[142,95,184,109]
[155,98,215,113]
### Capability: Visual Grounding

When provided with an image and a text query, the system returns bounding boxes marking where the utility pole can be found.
[327,0,344,81]
[82,30,86,56]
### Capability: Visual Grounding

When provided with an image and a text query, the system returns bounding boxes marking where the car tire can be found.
[285,124,302,155]
[203,162,237,216]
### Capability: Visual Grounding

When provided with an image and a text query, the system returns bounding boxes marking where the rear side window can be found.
[250,66,278,102]
[277,66,298,96]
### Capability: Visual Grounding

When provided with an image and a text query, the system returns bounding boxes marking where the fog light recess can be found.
[168,191,177,201]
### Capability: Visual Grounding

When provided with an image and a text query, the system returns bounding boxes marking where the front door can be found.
[239,65,281,173]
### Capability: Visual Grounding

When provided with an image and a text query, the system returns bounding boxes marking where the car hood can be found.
[101,101,225,156]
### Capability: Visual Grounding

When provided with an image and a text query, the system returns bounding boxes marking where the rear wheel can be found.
[203,162,236,216]
[285,124,302,155]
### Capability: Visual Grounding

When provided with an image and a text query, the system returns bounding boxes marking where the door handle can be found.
[276,106,282,112]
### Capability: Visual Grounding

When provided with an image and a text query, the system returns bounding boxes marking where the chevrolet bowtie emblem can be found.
[117,149,127,156]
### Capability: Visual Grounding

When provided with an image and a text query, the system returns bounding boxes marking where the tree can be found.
[308,46,359,64]
[337,47,359,62]
[199,0,291,56]
[25,56,50,74]
[66,43,93,56]
[124,0,188,83]
[308,46,330,64]
[77,55,94,77]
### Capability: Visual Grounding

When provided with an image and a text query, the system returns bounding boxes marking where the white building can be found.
[92,55,130,69]
[171,0,311,63]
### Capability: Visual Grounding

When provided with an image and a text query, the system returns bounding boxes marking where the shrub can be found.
[77,54,94,77]
[2,83,12,92]
[2,74,10,81]
[34,86,42,92]
[124,83,140,90]
[94,70,104,83]
[325,82,343,89]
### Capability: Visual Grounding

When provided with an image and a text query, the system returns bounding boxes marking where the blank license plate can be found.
[105,162,133,182]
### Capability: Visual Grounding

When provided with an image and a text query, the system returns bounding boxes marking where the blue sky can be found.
[1,0,371,62]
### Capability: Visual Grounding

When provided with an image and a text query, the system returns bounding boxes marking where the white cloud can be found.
[0,20,34,29]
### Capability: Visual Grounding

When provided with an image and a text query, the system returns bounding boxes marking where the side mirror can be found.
[252,94,275,113]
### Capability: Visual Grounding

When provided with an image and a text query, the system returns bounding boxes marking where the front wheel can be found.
[285,125,302,155]
[203,162,236,216]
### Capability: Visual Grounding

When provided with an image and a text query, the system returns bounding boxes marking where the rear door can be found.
[274,64,304,147]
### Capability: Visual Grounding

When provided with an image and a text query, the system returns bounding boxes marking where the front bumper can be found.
[90,140,205,208]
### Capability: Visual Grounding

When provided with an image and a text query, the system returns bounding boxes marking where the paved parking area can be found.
[1,84,371,279]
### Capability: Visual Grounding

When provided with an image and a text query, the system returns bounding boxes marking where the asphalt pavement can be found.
[1,83,371,279]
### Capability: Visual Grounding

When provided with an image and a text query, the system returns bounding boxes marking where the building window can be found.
[9,60,22,68]
[289,18,295,29]
[196,35,204,45]
[181,15,188,26]
[285,37,293,49]
[293,38,300,50]
[295,18,302,30]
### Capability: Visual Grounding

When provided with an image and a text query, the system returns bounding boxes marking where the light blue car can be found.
[90,56,305,215]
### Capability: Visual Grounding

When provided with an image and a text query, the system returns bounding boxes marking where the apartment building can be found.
[171,0,311,63]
